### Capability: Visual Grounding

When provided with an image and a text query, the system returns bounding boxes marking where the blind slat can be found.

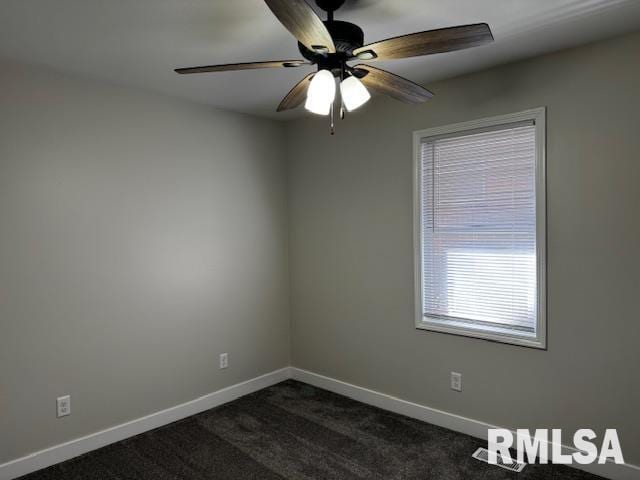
[421,124,537,333]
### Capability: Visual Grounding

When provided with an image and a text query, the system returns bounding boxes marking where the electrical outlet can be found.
[219,353,228,369]
[57,395,71,417]
[451,372,462,392]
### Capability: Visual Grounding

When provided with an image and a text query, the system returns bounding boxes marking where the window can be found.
[413,108,546,348]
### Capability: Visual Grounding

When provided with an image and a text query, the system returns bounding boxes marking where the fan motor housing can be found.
[298,20,364,67]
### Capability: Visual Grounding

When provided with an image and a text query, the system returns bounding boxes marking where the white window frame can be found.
[413,108,547,349]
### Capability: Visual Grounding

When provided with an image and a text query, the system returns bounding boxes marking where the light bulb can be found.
[340,75,371,112]
[305,70,336,116]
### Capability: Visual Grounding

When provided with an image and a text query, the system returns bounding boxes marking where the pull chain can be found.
[340,63,346,120]
[330,102,335,135]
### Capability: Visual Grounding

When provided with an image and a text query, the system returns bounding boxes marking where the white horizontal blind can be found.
[421,123,537,334]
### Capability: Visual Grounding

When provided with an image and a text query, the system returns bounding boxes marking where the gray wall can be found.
[287,32,640,464]
[0,61,290,463]
[2,30,639,468]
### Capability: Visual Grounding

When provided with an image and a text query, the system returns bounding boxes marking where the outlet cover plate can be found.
[451,372,462,392]
[219,353,228,369]
[57,395,71,417]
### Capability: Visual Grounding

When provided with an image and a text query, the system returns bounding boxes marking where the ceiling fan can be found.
[175,0,493,133]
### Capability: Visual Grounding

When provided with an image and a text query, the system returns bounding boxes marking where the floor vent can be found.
[472,447,526,473]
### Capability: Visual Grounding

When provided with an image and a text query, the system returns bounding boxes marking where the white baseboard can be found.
[291,368,640,480]
[3,366,638,480]
[0,367,292,480]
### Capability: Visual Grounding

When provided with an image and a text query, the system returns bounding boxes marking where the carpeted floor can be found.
[19,380,603,479]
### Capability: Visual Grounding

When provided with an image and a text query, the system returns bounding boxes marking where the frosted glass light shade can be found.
[340,75,371,112]
[305,70,336,116]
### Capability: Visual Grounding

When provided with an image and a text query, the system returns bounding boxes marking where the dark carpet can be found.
[19,380,603,479]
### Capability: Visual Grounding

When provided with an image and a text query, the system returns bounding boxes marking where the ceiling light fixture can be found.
[340,74,370,112]
[305,69,336,116]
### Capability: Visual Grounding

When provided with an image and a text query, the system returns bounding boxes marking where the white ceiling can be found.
[1,0,639,119]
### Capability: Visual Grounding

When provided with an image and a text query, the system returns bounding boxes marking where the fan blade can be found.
[277,73,315,112]
[175,60,309,74]
[353,65,433,104]
[264,0,336,53]
[353,23,493,60]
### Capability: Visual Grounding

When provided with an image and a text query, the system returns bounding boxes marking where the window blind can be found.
[420,123,537,335]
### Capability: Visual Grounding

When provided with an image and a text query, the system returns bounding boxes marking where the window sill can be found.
[416,316,546,349]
